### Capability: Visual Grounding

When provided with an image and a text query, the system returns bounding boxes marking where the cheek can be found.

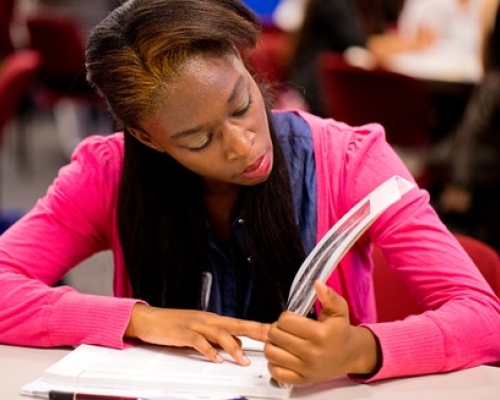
[182,154,226,175]
[252,96,270,132]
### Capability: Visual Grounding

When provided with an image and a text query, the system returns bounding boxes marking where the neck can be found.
[203,182,240,245]
[203,177,239,196]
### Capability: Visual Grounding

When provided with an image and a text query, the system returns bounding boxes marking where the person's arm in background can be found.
[365,0,436,61]
[366,26,435,60]
[396,0,433,41]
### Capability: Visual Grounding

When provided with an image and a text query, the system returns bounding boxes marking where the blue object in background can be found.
[242,0,280,23]
[0,210,25,235]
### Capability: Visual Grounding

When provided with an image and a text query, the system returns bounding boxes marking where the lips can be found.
[244,155,265,174]
[241,152,272,181]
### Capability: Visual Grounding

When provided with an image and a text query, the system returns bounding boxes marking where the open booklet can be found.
[22,175,415,400]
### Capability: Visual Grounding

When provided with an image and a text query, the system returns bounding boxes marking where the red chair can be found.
[25,12,97,104]
[248,26,291,89]
[372,233,500,323]
[0,49,41,147]
[0,49,41,231]
[318,52,435,148]
[25,12,106,158]
[318,52,436,186]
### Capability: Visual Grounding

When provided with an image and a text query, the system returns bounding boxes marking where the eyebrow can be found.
[171,75,245,140]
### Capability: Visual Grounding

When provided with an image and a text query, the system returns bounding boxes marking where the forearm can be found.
[0,273,139,348]
[363,297,500,381]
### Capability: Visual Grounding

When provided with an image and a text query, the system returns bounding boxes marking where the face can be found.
[137,53,273,192]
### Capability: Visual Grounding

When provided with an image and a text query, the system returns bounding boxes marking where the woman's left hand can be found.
[265,281,380,385]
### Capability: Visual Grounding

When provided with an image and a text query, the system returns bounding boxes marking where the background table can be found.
[383,47,483,85]
[2,344,500,400]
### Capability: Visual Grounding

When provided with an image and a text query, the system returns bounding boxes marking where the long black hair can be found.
[86,0,306,321]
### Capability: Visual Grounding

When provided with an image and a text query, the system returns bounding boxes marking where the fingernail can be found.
[239,351,250,365]
[215,353,224,363]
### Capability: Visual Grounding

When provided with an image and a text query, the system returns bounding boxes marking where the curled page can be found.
[287,175,416,316]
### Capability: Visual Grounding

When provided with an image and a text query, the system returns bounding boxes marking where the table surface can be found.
[2,343,500,400]
[383,47,483,85]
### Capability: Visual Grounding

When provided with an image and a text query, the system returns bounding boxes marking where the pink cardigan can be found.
[0,110,499,381]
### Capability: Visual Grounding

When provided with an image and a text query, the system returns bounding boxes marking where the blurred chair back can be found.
[0,49,41,145]
[318,52,436,186]
[248,26,291,88]
[0,0,16,60]
[372,233,500,323]
[0,49,41,229]
[25,11,92,100]
[318,52,434,149]
[24,12,105,159]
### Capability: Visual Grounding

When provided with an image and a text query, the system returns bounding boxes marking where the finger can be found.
[315,280,348,322]
[264,335,304,368]
[267,313,316,348]
[207,329,251,366]
[209,335,241,350]
[224,318,270,342]
[268,362,305,385]
[191,316,268,366]
[232,335,242,348]
[189,328,251,366]
[185,331,225,364]
[191,315,270,365]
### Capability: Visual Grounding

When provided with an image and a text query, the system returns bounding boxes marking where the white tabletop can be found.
[2,343,500,399]
[383,47,483,84]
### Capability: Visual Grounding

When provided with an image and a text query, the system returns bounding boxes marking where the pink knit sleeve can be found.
[0,134,140,349]
[341,123,500,380]
[303,111,500,381]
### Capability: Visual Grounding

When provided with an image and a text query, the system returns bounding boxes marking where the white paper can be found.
[28,339,290,399]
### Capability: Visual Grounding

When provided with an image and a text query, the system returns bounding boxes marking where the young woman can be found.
[0,0,499,386]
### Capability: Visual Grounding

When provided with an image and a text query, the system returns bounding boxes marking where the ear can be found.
[128,127,164,152]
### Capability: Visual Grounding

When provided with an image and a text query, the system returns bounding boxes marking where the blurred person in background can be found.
[398,0,498,61]
[284,0,431,117]
[395,0,499,143]
[438,0,500,253]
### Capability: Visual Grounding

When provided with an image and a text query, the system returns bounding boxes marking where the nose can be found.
[222,122,256,160]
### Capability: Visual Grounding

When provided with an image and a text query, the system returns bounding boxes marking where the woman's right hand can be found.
[124,303,270,365]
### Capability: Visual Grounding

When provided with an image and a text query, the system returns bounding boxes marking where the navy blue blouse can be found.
[205,112,317,319]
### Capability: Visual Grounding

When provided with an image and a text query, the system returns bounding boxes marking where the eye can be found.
[186,133,213,152]
[232,95,253,117]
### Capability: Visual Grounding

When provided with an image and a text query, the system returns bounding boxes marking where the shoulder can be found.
[288,110,418,214]
[271,109,315,157]
[283,109,389,160]
[71,132,124,168]
[271,109,312,138]
[272,108,407,186]
[51,133,124,198]
[33,133,125,239]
